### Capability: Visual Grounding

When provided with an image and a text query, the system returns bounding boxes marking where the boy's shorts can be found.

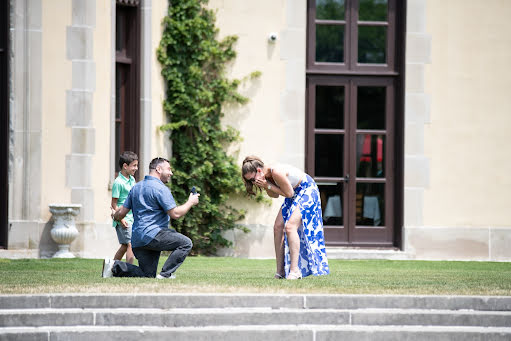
[115,223,132,245]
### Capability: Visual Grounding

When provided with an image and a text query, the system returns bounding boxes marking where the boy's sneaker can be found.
[102,258,114,278]
[156,273,176,279]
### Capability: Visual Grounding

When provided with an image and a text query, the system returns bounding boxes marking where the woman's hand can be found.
[256,177,279,198]
[255,177,269,190]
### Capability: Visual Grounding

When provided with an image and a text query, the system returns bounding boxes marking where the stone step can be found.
[1,325,511,341]
[1,307,510,328]
[326,247,413,260]
[1,294,510,341]
[1,294,510,311]
[350,308,511,327]
[0,308,346,328]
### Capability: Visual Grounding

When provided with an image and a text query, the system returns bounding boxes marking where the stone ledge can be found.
[0,249,39,259]
[326,247,413,260]
[1,324,510,341]
[404,226,511,262]
[2,294,509,311]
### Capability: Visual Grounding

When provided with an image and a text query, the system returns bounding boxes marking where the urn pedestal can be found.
[49,204,82,258]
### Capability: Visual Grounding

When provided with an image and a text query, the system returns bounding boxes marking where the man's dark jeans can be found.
[112,228,192,278]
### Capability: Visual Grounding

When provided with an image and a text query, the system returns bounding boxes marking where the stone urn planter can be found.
[49,204,82,258]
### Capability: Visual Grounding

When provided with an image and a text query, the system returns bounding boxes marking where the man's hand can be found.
[168,193,200,219]
[120,219,129,228]
[188,192,200,206]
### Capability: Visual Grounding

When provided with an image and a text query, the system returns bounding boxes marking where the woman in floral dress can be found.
[241,156,330,280]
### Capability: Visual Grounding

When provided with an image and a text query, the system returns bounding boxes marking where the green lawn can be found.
[0,257,510,295]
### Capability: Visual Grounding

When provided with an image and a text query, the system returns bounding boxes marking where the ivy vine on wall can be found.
[157,0,260,254]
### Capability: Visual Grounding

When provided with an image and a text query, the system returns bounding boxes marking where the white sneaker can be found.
[156,273,176,279]
[101,258,114,278]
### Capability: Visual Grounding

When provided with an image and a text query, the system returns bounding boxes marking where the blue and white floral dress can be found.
[281,174,330,278]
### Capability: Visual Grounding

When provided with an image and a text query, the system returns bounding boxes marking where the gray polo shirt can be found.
[123,175,177,248]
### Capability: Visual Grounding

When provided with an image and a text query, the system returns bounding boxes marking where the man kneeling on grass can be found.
[103,157,200,279]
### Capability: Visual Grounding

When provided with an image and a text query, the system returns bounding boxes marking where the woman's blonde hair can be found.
[241,156,264,196]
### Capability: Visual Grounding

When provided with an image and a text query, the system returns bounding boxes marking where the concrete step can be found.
[1,294,510,311]
[350,308,511,327]
[1,294,510,341]
[1,307,510,328]
[326,247,413,260]
[0,308,346,328]
[1,325,511,341]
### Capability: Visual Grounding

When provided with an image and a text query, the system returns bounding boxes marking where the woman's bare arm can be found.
[265,183,280,198]
[255,168,294,198]
[270,169,294,198]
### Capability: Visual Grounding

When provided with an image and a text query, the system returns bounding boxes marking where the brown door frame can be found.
[0,0,9,248]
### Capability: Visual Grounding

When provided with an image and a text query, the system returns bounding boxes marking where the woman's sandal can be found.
[287,270,302,280]
[274,273,285,279]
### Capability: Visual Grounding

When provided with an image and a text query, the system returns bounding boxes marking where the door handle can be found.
[345,173,350,183]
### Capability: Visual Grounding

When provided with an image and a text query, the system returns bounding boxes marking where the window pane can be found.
[316,24,344,63]
[115,122,121,172]
[115,66,122,120]
[356,134,385,177]
[115,8,125,52]
[358,26,386,64]
[357,86,385,129]
[315,134,343,177]
[319,182,343,226]
[315,86,344,129]
[316,0,345,20]
[359,0,388,22]
[356,183,384,226]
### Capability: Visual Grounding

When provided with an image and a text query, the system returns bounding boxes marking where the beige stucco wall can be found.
[7,0,171,258]
[92,0,114,225]
[210,0,306,257]
[41,0,72,222]
[423,0,511,227]
[403,0,511,261]
[38,0,117,257]
[211,0,287,229]
[7,0,509,261]
[150,0,170,161]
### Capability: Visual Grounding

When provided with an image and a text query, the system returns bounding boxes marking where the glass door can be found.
[307,76,350,243]
[349,77,394,245]
[307,76,395,246]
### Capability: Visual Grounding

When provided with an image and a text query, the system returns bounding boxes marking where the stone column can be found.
[66,0,96,222]
[8,0,43,249]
